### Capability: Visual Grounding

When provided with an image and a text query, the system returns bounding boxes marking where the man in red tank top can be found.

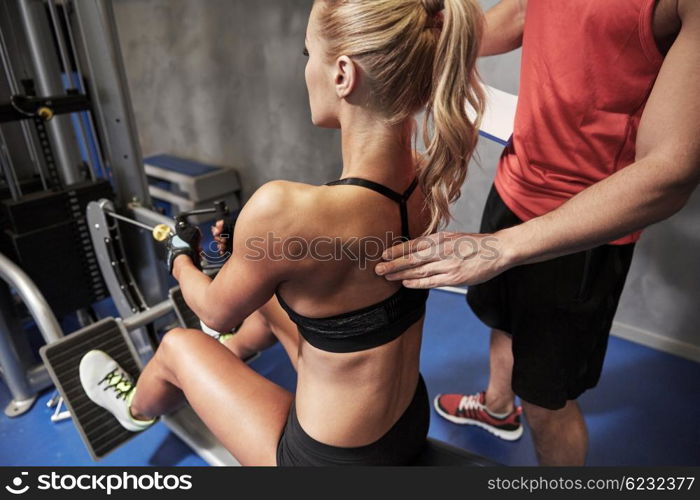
[377,0,699,465]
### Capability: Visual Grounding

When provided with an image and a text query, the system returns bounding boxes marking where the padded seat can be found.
[410,438,500,466]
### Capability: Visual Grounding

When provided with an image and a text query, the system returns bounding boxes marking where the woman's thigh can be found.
[157,328,293,465]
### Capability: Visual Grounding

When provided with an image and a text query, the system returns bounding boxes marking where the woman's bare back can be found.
[258,175,431,446]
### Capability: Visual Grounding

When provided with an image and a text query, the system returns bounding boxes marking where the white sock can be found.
[485,406,511,419]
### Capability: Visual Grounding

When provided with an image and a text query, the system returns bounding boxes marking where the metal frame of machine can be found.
[0,0,239,465]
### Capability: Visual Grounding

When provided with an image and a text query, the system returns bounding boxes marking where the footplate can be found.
[39,318,142,460]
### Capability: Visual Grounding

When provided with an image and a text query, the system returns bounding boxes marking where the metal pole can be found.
[0,283,35,414]
[72,0,168,306]
[106,211,157,232]
[0,14,49,190]
[0,19,25,197]
[0,127,21,200]
[61,0,109,180]
[46,0,96,181]
[46,0,75,90]
[0,254,63,416]
[26,362,52,393]
[122,300,174,331]
[130,204,176,230]
[70,0,151,207]
[0,6,21,95]
[0,252,63,345]
[17,0,83,186]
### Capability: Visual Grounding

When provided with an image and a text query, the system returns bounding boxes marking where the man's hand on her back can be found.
[374,230,518,289]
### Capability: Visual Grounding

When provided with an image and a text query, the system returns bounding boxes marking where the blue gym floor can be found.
[1,289,698,466]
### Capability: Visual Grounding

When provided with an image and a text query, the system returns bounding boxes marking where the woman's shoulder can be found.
[236,180,326,239]
[248,180,318,205]
[244,180,322,218]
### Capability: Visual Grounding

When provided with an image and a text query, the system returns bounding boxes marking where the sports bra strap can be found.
[325,177,418,240]
[402,177,419,199]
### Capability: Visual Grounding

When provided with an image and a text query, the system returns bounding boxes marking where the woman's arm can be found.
[480,0,527,56]
[172,181,299,332]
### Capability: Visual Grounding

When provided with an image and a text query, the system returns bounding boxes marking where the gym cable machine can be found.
[0,0,495,467]
[0,0,242,465]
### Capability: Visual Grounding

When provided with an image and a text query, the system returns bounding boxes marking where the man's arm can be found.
[480,0,527,56]
[499,0,700,266]
[376,0,699,287]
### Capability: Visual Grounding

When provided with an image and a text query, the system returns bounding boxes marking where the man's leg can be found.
[509,243,634,466]
[433,326,523,441]
[433,184,524,438]
[484,328,516,414]
[522,399,588,466]
[483,328,589,465]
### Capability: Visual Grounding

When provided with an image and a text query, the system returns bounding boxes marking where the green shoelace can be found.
[98,369,134,401]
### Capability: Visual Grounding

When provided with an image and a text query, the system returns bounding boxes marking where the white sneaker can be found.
[79,350,155,432]
[199,320,222,338]
[199,320,240,345]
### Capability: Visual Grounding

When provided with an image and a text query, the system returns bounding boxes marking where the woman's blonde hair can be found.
[316,0,485,235]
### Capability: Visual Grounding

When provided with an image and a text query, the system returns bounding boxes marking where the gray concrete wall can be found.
[113,0,339,201]
[113,0,699,359]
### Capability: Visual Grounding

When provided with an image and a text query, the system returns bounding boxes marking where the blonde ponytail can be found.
[316,0,485,234]
[420,0,485,234]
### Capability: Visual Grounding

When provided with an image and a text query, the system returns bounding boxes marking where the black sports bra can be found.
[274,177,430,354]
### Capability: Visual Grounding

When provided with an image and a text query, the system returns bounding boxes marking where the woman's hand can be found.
[211,219,232,256]
[166,224,202,275]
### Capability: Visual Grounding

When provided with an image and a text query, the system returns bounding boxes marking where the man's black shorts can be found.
[466,185,635,410]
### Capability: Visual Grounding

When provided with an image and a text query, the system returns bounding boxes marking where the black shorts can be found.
[466,185,635,410]
[276,375,429,466]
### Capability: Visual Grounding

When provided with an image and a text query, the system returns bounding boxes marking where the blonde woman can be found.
[79,0,484,466]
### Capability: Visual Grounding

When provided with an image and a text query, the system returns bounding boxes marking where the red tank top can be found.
[493,0,664,245]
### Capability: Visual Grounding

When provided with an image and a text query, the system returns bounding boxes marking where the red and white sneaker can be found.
[434,391,523,441]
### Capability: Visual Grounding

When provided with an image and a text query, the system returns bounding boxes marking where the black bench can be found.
[411,438,499,466]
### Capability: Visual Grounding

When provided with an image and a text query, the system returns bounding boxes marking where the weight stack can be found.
[0,179,113,317]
